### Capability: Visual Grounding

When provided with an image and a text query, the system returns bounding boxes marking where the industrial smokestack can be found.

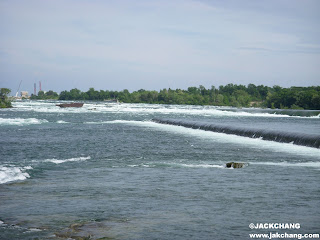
[34,83,36,95]
[39,81,42,92]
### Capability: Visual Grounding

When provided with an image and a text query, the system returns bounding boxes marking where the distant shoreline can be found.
[24,84,320,110]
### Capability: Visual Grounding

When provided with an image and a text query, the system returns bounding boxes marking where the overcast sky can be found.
[1,0,319,94]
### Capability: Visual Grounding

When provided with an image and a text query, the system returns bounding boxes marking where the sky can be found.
[0,0,319,94]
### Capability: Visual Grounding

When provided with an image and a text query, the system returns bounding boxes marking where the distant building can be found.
[21,91,29,98]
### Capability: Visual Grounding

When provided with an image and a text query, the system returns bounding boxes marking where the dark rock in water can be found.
[55,223,91,240]
[55,221,114,240]
[70,223,84,232]
[56,103,84,108]
[226,162,244,168]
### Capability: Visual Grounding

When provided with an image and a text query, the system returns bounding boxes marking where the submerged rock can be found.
[55,223,91,240]
[55,221,114,240]
[226,162,245,168]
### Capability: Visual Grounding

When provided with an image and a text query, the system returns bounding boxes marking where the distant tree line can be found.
[29,84,320,110]
[30,90,59,100]
[0,88,12,108]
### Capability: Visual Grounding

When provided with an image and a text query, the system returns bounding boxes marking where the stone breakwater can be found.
[152,118,320,148]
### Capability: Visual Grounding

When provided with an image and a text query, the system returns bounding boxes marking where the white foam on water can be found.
[0,117,48,126]
[43,156,91,164]
[84,121,107,124]
[128,164,140,168]
[110,120,320,159]
[85,120,136,124]
[178,163,225,168]
[11,101,319,118]
[128,162,224,169]
[118,106,312,118]
[250,161,320,168]
[24,228,43,233]
[0,166,32,184]
[56,120,69,124]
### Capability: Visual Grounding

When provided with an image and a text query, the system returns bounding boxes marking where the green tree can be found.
[38,90,45,98]
[187,87,200,95]
[234,90,250,107]
[86,88,99,100]
[0,88,12,108]
[215,94,224,105]
[45,90,59,99]
[27,84,319,110]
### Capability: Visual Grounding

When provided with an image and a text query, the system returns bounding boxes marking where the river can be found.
[1,101,319,239]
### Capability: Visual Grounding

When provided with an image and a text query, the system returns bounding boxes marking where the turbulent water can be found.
[0,101,319,240]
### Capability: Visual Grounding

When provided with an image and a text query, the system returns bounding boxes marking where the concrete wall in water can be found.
[152,118,320,149]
